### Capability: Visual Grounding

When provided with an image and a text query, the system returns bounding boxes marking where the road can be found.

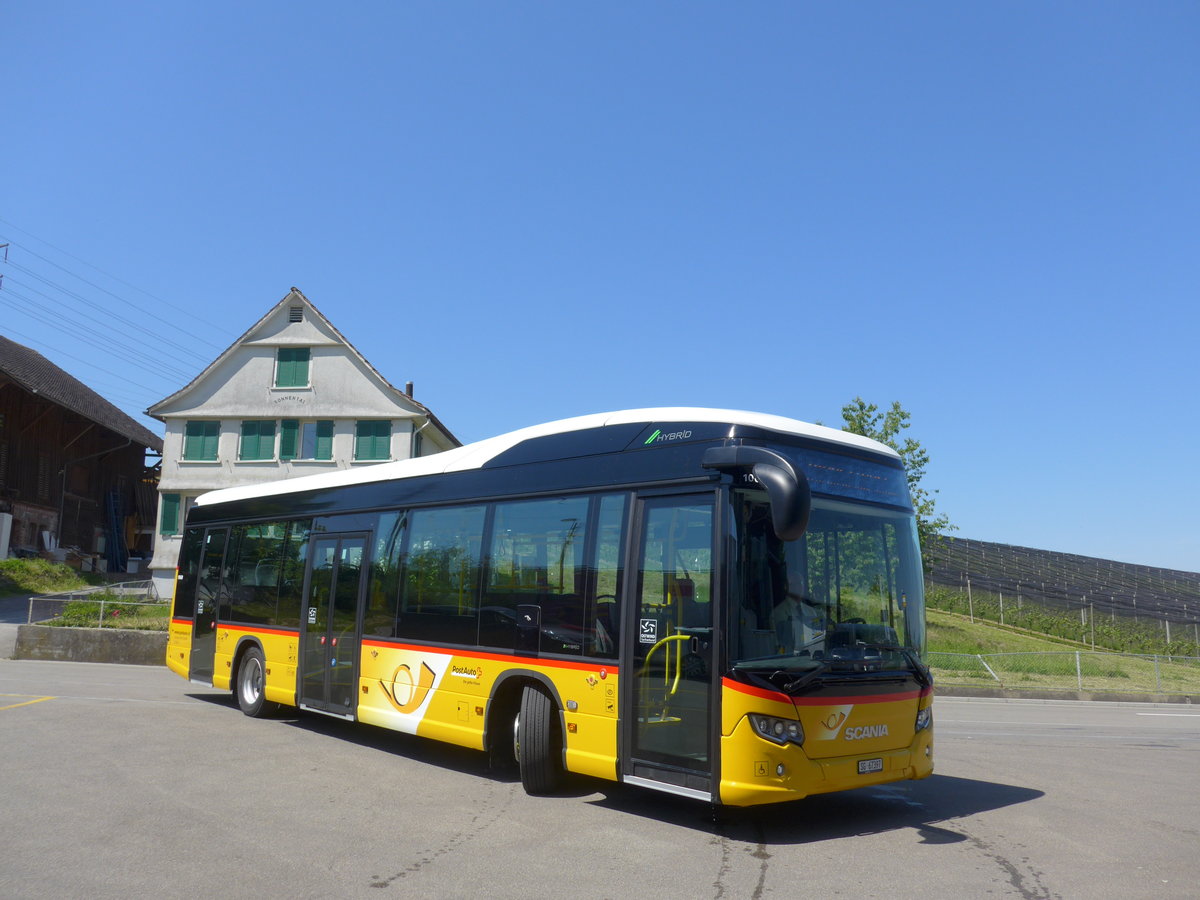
[1,659,1197,899]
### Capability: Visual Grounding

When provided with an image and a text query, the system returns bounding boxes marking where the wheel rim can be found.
[512,712,521,763]
[241,657,262,706]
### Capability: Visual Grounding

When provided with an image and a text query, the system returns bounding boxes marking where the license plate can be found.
[858,758,884,775]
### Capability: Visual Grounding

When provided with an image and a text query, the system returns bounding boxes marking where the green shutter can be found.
[183,422,218,461]
[240,421,277,460]
[161,493,181,535]
[275,348,311,388]
[355,420,391,461]
[280,420,299,460]
[315,420,334,460]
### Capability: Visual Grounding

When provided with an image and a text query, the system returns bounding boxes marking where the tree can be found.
[839,397,954,559]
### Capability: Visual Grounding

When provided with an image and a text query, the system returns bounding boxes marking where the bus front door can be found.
[299,534,368,718]
[189,527,228,685]
[622,494,717,801]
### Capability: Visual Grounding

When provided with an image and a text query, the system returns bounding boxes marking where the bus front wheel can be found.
[236,647,280,718]
[517,684,562,794]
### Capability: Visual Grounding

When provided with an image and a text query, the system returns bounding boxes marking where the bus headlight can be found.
[915,707,932,732]
[750,714,804,746]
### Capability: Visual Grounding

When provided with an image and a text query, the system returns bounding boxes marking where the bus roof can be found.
[194,407,899,508]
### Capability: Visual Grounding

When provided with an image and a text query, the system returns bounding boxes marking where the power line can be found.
[0,285,199,383]
[2,257,213,365]
[0,217,228,349]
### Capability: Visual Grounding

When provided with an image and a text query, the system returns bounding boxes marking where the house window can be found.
[239,420,277,461]
[161,493,181,536]
[275,348,311,388]
[354,420,391,461]
[280,420,334,461]
[183,421,220,461]
[411,430,424,459]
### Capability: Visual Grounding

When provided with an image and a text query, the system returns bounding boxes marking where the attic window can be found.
[289,306,304,323]
[275,347,311,388]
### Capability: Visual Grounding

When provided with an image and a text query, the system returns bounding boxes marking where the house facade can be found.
[0,334,163,569]
[146,288,459,601]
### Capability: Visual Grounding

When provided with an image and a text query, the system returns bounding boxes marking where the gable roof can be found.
[146,287,459,446]
[0,334,163,451]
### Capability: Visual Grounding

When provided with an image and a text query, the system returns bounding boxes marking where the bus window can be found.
[226,522,289,625]
[584,494,626,659]
[364,512,405,637]
[483,496,590,654]
[398,505,486,645]
[275,520,312,628]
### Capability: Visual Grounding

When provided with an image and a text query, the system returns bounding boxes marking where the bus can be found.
[166,408,933,807]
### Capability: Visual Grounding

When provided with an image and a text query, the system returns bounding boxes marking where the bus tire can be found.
[517,684,562,794]
[236,647,279,718]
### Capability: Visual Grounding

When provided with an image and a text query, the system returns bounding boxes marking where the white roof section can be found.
[194,407,899,508]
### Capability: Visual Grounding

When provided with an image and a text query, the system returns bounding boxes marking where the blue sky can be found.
[3,3,1197,572]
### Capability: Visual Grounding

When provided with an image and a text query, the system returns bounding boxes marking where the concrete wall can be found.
[7,625,166,666]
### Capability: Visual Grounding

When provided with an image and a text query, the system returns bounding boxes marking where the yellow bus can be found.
[166,408,933,806]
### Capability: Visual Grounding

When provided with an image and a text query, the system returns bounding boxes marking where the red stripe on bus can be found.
[360,639,618,673]
[216,624,299,638]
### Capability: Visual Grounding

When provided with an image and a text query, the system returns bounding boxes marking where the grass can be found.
[51,597,170,630]
[2,558,170,631]
[927,607,1200,695]
[0,557,102,597]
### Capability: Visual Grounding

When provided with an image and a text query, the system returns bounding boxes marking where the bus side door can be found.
[298,533,369,718]
[189,526,228,685]
[622,492,717,800]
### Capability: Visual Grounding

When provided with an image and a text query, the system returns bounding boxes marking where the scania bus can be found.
[166,408,933,806]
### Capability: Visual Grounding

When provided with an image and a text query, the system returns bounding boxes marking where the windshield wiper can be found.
[848,643,932,688]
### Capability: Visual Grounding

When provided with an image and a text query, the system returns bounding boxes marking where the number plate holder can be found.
[857,757,884,775]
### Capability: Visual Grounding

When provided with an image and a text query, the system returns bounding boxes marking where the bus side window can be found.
[364,512,405,637]
[398,505,485,645]
[584,494,625,660]
[275,520,312,628]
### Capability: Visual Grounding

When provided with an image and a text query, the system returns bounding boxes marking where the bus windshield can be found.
[730,491,926,683]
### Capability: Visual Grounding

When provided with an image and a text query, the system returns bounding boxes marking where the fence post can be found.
[1075,651,1082,692]
[967,577,974,624]
[1000,592,1005,626]
[98,595,106,628]
[1154,656,1161,693]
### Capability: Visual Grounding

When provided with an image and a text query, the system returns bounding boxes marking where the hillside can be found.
[928,536,1200,626]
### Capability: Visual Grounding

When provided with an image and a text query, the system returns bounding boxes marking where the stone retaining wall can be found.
[10,625,166,666]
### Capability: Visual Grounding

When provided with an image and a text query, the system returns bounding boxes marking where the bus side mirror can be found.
[702,445,811,541]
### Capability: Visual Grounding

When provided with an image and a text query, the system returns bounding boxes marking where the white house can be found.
[146,287,459,601]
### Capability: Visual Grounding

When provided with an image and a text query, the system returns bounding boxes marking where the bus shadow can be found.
[583,774,1044,843]
[185,693,1040,838]
[188,694,524,783]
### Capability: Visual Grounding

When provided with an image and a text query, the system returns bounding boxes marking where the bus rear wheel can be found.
[236,647,280,718]
[517,684,562,794]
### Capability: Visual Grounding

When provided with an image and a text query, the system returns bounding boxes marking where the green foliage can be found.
[926,586,1200,658]
[51,592,170,630]
[839,398,954,559]
[0,558,95,597]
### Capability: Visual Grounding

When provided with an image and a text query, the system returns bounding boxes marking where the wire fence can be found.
[928,650,1200,696]
[24,581,168,630]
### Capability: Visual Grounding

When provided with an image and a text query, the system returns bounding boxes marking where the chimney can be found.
[405,381,414,397]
